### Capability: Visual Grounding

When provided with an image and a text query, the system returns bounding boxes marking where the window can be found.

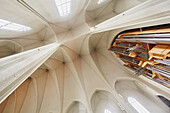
[158,95,170,108]
[128,97,150,113]
[55,0,71,16]
[98,0,104,4]
[0,19,31,32]
[104,109,111,113]
[78,103,86,113]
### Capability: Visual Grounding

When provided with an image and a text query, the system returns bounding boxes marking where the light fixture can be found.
[98,0,104,4]
[128,97,150,113]
[55,0,71,17]
[0,19,31,32]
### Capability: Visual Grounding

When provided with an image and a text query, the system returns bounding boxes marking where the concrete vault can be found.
[0,0,170,113]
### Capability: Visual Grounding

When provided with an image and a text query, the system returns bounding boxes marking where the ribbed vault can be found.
[0,0,170,113]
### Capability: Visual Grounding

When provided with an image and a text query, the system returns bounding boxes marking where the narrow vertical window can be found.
[104,109,112,113]
[78,103,86,113]
[55,0,71,16]
[128,97,150,113]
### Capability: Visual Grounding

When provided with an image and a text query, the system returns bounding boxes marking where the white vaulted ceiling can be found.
[0,0,148,54]
[0,0,45,38]
[0,0,170,113]
[24,0,87,23]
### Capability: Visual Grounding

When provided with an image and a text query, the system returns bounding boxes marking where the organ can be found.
[110,24,170,88]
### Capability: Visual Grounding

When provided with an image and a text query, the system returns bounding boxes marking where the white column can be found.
[94,0,170,33]
[0,43,59,104]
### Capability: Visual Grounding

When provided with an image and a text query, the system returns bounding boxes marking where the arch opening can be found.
[66,101,87,113]
[91,90,124,113]
[115,79,169,113]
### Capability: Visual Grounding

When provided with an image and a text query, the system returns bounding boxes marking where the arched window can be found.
[78,103,86,113]
[91,90,122,113]
[128,97,150,113]
[104,109,112,113]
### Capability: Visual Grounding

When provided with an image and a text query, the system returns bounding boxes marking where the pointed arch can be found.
[91,90,123,113]
[66,101,87,113]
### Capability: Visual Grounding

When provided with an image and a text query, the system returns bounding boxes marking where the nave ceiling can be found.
[0,0,170,113]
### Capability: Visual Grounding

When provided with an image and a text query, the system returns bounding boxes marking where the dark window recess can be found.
[158,95,170,108]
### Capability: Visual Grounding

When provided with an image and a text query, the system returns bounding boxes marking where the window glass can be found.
[128,97,150,113]
[104,109,112,113]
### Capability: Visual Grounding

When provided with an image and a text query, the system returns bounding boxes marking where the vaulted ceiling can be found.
[0,0,147,58]
[0,0,170,113]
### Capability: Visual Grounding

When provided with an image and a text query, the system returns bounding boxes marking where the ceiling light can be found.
[98,0,104,4]
[0,19,31,32]
[55,0,71,17]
